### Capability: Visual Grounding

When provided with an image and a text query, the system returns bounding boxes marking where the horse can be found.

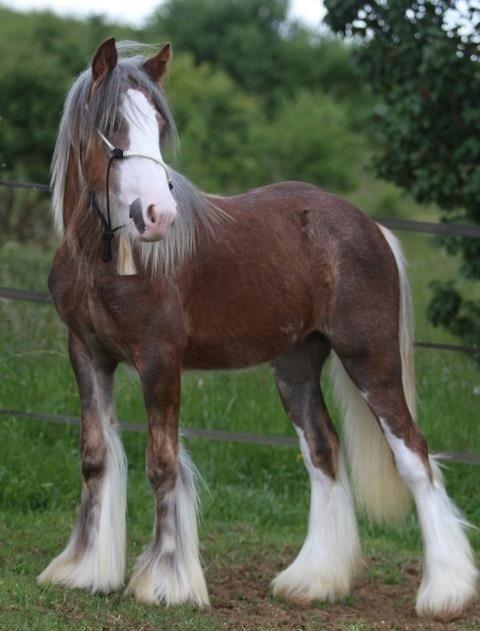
[39,38,478,620]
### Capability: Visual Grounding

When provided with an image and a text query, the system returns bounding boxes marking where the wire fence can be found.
[0,179,50,192]
[1,286,479,355]
[1,178,479,465]
[2,178,480,238]
[1,408,479,465]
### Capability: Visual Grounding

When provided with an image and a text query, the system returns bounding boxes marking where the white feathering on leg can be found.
[379,419,478,620]
[38,420,127,592]
[272,428,361,603]
[127,446,209,606]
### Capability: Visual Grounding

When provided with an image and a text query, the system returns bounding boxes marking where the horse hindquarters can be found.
[331,226,478,620]
[271,334,361,604]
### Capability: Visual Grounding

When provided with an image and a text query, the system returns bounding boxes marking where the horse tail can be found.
[329,225,414,524]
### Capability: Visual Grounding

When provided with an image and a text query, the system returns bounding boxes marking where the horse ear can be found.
[142,43,172,85]
[91,37,118,83]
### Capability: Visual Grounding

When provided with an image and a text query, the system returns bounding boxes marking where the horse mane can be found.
[52,41,224,275]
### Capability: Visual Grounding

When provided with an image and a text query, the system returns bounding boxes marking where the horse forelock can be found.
[52,40,224,275]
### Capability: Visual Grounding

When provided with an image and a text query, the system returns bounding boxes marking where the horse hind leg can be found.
[271,333,361,604]
[338,349,478,620]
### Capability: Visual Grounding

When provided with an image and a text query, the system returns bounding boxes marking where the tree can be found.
[0,8,137,242]
[166,58,361,194]
[144,0,289,96]
[0,8,135,182]
[256,90,360,191]
[165,53,265,192]
[325,0,480,350]
[144,0,365,106]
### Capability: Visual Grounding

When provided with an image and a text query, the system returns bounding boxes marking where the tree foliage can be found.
[256,91,359,190]
[145,0,364,105]
[165,53,266,192]
[145,0,289,96]
[0,10,133,181]
[325,0,480,349]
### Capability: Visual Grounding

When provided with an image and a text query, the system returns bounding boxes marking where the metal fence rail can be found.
[1,408,479,465]
[377,217,480,239]
[2,286,479,355]
[0,287,52,304]
[0,179,50,192]
[2,178,480,238]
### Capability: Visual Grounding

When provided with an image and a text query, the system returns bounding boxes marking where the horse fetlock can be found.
[272,559,356,605]
[416,570,478,621]
[127,549,209,607]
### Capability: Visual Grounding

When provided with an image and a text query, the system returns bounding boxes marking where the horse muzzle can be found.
[129,198,176,241]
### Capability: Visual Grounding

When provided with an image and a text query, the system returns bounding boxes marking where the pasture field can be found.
[0,196,479,629]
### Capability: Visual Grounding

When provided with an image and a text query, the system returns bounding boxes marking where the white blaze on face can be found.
[119,88,176,241]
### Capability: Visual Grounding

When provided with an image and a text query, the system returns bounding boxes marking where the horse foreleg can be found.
[38,331,126,592]
[127,352,208,606]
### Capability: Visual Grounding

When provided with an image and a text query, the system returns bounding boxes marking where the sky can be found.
[2,0,327,28]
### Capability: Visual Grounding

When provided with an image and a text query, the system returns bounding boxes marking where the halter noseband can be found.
[91,129,174,263]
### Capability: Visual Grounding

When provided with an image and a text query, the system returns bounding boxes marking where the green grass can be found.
[1,193,479,628]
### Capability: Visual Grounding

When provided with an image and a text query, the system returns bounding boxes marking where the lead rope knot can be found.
[101,228,115,263]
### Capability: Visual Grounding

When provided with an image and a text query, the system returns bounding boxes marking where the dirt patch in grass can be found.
[2,516,478,629]
[207,548,480,630]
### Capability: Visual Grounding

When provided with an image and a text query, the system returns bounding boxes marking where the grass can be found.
[0,189,479,628]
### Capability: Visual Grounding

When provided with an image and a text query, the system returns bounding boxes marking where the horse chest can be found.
[49,279,135,362]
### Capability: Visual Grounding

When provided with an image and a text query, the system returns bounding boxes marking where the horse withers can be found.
[38,38,478,620]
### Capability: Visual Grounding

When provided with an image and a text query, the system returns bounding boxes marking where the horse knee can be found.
[146,432,178,495]
[81,426,107,481]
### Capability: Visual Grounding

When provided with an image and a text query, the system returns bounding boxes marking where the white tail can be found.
[329,225,414,524]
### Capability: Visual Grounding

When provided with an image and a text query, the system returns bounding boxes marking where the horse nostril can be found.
[147,204,157,224]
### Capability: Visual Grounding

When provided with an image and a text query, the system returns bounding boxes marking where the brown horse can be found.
[39,38,478,620]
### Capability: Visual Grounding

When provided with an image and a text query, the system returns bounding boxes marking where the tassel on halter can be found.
[117,232,138,275]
